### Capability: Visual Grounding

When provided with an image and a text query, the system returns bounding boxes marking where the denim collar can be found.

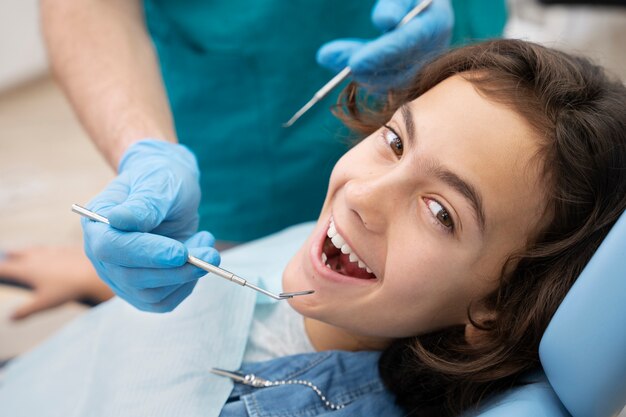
[225,350,403,417]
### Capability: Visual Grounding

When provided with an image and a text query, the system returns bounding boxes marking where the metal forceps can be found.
[282,0,433,128]
[71,204,314,300]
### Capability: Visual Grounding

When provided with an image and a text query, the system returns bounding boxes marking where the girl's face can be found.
[283,75,548,346]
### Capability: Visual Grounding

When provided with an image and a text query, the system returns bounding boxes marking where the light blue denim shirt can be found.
[220,350,404,417]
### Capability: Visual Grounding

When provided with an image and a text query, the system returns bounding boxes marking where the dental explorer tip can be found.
[282,95,318,128]
[282,116,299,128]
[282,107,306,128]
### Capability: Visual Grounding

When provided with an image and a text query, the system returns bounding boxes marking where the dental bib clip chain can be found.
[210,368,346,410]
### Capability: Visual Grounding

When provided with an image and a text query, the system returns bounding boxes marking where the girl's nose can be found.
[343,174,398,233]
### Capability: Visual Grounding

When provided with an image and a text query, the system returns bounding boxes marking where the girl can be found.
[281,38,626,415]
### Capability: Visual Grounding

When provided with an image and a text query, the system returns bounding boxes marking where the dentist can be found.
[40,0,454,311]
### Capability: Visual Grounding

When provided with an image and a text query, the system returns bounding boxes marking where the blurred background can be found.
[0,0,113,360]
[0,4,624,413]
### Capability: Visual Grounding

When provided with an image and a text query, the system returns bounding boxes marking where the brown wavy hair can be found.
[334,39,626,416]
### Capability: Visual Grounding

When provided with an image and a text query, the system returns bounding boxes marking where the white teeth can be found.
[331,234,345,249]
[325,217,375,276]
[327,222,337,238]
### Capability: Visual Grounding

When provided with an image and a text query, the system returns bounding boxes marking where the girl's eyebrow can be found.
[400,104,416,143]
[399,104,486,234]
[429,162,486,233]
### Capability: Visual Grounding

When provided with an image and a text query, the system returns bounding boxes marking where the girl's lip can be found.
[308,215,379,286]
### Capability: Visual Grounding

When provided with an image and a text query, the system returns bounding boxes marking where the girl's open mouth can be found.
[318,217,377,280]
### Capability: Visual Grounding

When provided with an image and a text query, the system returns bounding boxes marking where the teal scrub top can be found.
[450,0,507,46]
[144,0,506,242]
[144,0,378,242]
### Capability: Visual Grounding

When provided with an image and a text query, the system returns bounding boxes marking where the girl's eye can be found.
[383,125,403,158]
[425,198,454,231]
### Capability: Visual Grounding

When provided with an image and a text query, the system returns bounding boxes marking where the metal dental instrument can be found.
[71,203,314,300]
[282,0,433,128]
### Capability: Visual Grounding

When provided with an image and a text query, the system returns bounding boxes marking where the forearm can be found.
[41,0,177,168]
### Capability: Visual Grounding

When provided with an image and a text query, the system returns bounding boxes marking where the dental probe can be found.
[282,0,432,128]
[71,204,314,300]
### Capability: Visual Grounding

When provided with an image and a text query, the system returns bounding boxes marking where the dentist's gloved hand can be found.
[317,0,453,90]
[83,228,219,312]
[82,139,215,312]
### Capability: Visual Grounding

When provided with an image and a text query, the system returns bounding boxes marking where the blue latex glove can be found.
[317,0,453,90]
[82,139,216,312]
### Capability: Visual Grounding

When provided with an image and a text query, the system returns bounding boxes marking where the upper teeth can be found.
[326,218,373,274]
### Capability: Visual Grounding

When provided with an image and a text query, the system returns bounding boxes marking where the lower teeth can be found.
[323,252,360,274]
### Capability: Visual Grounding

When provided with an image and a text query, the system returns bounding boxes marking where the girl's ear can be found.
[464,304,497,346]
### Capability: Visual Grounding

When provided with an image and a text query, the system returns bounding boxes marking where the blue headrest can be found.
[465,371,569,417]
[539,211,626,417]
[470,211,626,417]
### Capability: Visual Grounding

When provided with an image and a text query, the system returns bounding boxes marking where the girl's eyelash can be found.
[383,124,399,136]
[381,124,403,158]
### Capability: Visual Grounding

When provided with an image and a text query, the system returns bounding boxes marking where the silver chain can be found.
[241,373,346,410]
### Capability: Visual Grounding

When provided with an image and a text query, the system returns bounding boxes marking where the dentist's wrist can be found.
[117,139,200,179]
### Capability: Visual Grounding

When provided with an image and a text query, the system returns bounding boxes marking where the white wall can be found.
[505,0,626,82]
[0,0,48,92]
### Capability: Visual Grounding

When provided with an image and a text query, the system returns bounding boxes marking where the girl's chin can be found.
[282,246,315,298]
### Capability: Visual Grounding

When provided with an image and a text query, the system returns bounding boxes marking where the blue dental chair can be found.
[473,211,626,417]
